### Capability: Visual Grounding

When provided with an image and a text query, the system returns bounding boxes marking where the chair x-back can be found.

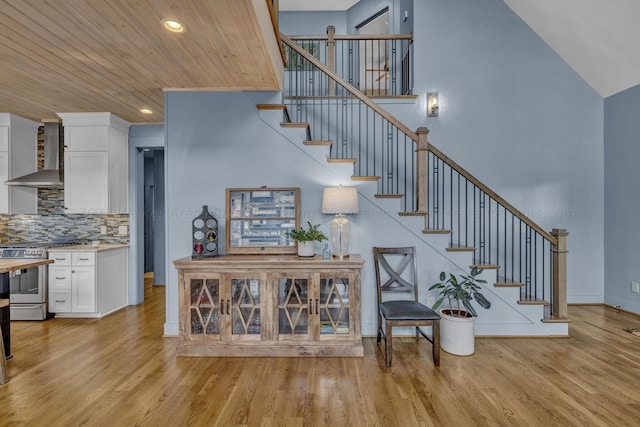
[373,247,440,367]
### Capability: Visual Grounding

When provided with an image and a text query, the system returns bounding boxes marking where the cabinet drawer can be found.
[49,266,72,290]
[49,290,71,312]
[72,252,95,266]
[49,252,72,266]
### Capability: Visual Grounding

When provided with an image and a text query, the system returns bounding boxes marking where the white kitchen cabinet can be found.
[0,114,38,214]
[48,246,128,318]
[57,112,130,214]
[64,151,109,213]
[71,265,96,312]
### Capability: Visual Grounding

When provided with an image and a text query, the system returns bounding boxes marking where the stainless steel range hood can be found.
[6,120,64,188]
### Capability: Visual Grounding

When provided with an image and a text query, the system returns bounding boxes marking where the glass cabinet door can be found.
[229,277,262,338]
[277,275,311,338]
[319,275,351,337]
[187,276,222,338]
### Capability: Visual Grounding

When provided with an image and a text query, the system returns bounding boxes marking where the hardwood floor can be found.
[2,277,640,426]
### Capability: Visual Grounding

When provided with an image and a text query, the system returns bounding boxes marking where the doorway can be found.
[142,148,165,287]
[357,8,390,95]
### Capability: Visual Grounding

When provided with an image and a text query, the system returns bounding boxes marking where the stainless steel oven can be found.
[0,245,50,321]
[9,265,48,320]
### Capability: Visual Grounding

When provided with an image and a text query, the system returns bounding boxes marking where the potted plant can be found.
[288,221,327,257]
[429,267,491,356]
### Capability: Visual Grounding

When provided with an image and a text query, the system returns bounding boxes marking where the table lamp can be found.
[322,186,360,259]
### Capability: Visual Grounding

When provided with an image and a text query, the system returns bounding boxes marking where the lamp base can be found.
[330,214,351,259]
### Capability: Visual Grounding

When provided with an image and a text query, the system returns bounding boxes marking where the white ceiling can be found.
[502,0,640,97]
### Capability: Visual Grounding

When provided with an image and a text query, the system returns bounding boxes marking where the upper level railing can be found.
[281,33,568,320]
[288,26,413,96]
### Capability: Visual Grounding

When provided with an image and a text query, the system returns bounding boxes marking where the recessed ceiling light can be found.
[161,18,186,33]
[140,108,153,115]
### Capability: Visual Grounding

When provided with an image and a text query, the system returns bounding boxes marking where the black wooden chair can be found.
[373,247,440,367]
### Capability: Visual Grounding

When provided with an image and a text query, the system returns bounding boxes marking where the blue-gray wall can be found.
[279,0,604,302]
[161,0,610,332]
[604,84,640,313]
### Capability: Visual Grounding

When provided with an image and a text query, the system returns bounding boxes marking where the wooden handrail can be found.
[427,143,557,244]
[288,34,413,41]
[281,34,418,143]
[266,0,287,65]
[282,33,556,245]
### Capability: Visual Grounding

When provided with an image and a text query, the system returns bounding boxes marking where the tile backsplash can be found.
[0,213,129,245]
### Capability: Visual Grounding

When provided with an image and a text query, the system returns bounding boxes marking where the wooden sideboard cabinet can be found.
[173,254,365,357]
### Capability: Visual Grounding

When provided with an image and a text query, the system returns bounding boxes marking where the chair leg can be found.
[377,313,382,343]
[385,321,393,367]
[432,319,440,367]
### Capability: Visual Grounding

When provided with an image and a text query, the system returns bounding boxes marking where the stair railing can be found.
[281,34,421,211]
[281,33,568,320]
[287,26,413,96]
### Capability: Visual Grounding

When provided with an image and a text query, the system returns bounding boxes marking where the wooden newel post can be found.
[327,25,336,95]
[551,228,569,319]
[416,127,429,214]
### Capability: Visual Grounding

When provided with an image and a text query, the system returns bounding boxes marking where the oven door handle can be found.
[10,305,42,309]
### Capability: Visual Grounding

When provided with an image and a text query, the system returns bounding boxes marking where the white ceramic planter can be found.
[440,309,475,356]
[297,241,314,257]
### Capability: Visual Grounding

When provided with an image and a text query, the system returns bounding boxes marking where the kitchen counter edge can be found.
[47,244,129,252]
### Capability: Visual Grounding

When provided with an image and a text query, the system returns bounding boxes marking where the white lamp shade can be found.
[322,186,360,214]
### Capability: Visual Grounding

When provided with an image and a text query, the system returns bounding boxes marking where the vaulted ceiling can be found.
[502,0,640,98]
[0,1,637,125]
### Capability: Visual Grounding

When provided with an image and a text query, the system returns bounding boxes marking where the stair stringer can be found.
[258,107,568,337]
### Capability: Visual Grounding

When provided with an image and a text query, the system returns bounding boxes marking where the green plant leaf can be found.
[474,292,491,309]
[462,299,478,317]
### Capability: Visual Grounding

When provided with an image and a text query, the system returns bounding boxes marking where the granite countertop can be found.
[47,244,129,252]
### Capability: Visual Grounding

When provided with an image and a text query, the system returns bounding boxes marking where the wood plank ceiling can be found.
[0,0,282,124]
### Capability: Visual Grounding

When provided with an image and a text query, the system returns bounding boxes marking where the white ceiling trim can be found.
[503,0,640,98]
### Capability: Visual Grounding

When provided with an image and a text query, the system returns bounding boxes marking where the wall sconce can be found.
[427,92,439,117]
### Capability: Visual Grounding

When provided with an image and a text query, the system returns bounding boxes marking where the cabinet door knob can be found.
[220,300,224,315]
[226,299,230,315]
[315,299,319,315]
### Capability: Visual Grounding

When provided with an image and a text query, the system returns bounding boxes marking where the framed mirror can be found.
[226,188,300,254]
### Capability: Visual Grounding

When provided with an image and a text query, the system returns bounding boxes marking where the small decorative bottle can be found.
[322,243,331,259]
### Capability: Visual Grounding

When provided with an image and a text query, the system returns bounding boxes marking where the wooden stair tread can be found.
[281,122,309,128]
[518,298,550,306]
[495,275,525,287]
[471,262,500,270]
[446,244,476,252]
[256,104,286,110]
[542,315,572,323]
[327,158,356,164]
[398,211,427,217]
[351,176,380,181]
[375,194,404,198]
[422,229,451,235]
[304,140,332,146]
